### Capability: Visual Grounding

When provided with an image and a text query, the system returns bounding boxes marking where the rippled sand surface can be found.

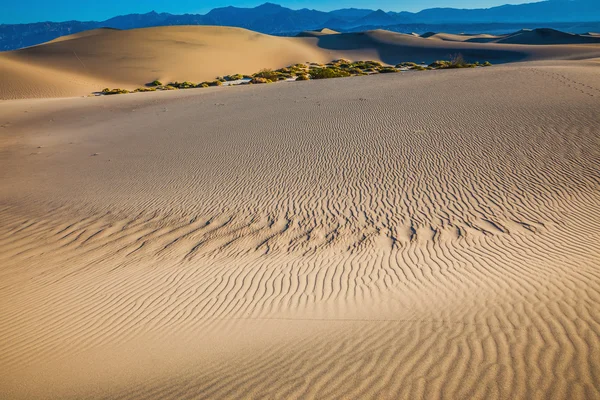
[1,61,600,399]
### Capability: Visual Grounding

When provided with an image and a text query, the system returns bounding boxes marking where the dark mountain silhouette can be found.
[1,0,599,51]
[328,8,373,20]
[350,10,401,28]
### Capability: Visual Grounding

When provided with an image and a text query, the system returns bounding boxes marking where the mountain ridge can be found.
[2,0,600,51]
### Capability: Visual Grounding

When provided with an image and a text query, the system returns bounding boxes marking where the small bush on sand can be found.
[483,61,492,67]
[150,80,163,86]
[134,87,157,92]
[310,67,351,79]
[295,74,310,81]
[170,81,196,89]
[251,77,272,84]
[102,88,130,95]
[396,62,418,68]
[379,67,399,73]
[224,74,244,81]
[430,54,479,69]
[253,69,279,81]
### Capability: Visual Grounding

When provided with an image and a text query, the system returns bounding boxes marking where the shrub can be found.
[253,69,279,81]
[483,61,492,67]
[251,77,272,84]
[364,60,383,68]
[150,80,163,86]
[102,88,130,95]
[224,74,244,81]
[396,62,418,68]
[348,68,366,75]
[310,67,351,79]
[170,81,196,89]
[295,74,310,81]
[134,87,157,92]
[429,54,479,69]
[450,53,466,67]
[379,67,399,73]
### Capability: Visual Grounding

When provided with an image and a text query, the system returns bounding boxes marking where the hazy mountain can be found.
[350,10,401,28]
[1,0,599,51]
[329,8,373,20]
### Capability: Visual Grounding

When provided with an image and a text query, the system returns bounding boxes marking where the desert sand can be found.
[2,26,600,99]
[1,26,600,399]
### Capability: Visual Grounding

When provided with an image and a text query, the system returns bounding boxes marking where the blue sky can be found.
[3,0,537,24]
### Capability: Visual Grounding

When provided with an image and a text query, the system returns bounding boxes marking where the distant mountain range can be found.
[2,0,600,51]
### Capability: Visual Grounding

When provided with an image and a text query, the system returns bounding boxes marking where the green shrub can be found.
[134,87,157,92]
[429,54,480,69]
[150,80,163,86]
[253,69,279,81]
[224,74,244,81]
[483,61,492,67]
[348,68,366,75]
[251,77,272,84]
[295,74,310,81]
[379,67,399,73]
[396,62,418,68]
[101,88,130,95]
[310,67,351,79]
[170,81,196,89]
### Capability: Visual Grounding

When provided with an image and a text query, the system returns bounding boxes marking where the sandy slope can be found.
[1,59,600,399]
[2,25,600,99]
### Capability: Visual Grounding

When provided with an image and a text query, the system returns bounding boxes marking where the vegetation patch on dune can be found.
[97,56,491,96]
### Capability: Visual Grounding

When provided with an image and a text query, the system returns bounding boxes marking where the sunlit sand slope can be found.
[2,26,600,99]
[1,60,600,399]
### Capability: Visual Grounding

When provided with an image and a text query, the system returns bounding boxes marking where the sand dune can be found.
[298,27,340,37]
[0,26,331,100]
[2,25,600,99]
[1,58,600,398]
[427,28,600,45]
